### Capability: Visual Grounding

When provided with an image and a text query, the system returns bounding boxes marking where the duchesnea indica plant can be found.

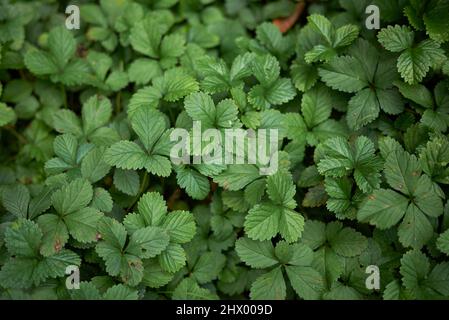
[1,0,449,300]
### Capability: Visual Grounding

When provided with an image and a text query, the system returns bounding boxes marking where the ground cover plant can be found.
[1,0,449,300]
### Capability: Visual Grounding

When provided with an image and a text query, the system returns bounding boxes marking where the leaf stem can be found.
[61,84,68,109]
[5,125,28,144]
[116,91,122,114]
[273,0,306,33]
[127,170,149,210]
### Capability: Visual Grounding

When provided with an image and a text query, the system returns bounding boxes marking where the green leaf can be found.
[90,188,112,213]
[130,226,170,258]
[398,204,433,249]
[106,70,129,91]
[28,187,55,220]
[278,208,305,243]
[235,237,278,268]
[329,227,368,257]
[160,34,185,59]
[192,251,226,284]
[51,178,93,215]
[47,26,76,69]
[96,217,144,285]
[130,17,163,58]
[52,110,83,136]
[5,219,41,257]
[318,136,382,193]
[400,250,430,298]
[301,84,333,128]
[397,40,445,84]
[248,78,296,109]
[0,258,42,289]
[425,262,449,296]
[288,243,314,266]
[266,171,296,209]
[105,141,148,170]
[256,22,289,55]
[394,81,434,109]
[54,59,90,86]
[113,169,140,196]
[158,243,186,273]
[215,99,239,128]
[70,282,101,300]
[37,214,69,256]
[358,189,409,228]
[64,207,103,243]
[97,217,126,252]
[251,54,280,85]
[333,24,359,48]
[423,0,449,42]
[244,203,279,241]
[103,284,139,300]
[176,166,210,200]
[378,25,414,52]
[318,56,367,93]
[82,95,112,136]
[40,249,81,279]
[131,108,167,152]
[384,150,421,196]
[172,278,218,300]
[308,14,333,45]
[153,68,199,102]
[346,88,379,130]
[2,184,29,218]
[184,92,215,128]
[128,58,162,85]
[127,86,162,117]
[24,50,58,75]
[213,165,261,191]
[81,147,111,183]
[437,229,449,255]
[162,210,196,244]
[291,59,318,92]
[376,88,404,115]
[0,103,15,127]
[250,266,286,300]
[286,266,325,300]
[53,134,77,165]
[142,259,174,288]
[413,175,443,218]
[136,192,167,227]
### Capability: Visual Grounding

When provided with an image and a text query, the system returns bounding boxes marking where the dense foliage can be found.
[1,0,449,300]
